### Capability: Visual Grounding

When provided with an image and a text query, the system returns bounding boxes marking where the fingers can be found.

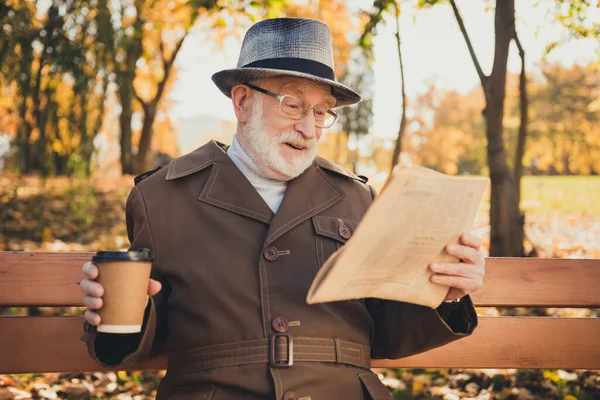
[429,261,477,277]
[459,232,482,250]
[79,278,104,298]
[445,242,482,265]
[430,273,481,293]
[429,257,485,292]
[83,295,103,310]
[84,309,101,325]
[82,262,98,279]
[148,279,162,296]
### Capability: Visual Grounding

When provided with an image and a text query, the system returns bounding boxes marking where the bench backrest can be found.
[0,251,598,373]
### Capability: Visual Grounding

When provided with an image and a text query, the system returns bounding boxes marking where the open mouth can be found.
[284,142,307,151]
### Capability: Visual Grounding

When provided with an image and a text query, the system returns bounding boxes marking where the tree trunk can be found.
[134,103,156,173]
[513,34,528,207]
[31,4,61,175]
[118,76,135,175]
[14,33,38,174]
[82,70,110,176]
[487,0,524,256]
[132,36,187,174]
[450,0,524,256]
[116,44,141,176]
[110,0,143,176]
[390,1,407,172]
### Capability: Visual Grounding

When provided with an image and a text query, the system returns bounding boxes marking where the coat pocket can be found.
[357,372,393,400]
[168,384,216,400]
[311,215,359,268]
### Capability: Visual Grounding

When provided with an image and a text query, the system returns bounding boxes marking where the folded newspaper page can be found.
[306,164,489,309]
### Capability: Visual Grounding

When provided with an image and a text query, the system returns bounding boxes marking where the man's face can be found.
[237,76,336,181]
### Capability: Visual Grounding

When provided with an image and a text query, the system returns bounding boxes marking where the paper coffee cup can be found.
[92,249,153,334]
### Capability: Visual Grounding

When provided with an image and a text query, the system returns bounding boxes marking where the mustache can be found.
[276,131,317,149]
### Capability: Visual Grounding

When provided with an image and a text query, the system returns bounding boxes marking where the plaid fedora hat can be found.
[211,18,362,108]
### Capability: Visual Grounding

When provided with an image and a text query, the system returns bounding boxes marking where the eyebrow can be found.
[282,84,337,107]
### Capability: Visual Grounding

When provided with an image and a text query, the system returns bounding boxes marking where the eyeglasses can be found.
[245,83,338,129]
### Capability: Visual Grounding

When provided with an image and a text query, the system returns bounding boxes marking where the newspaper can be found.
[306,164,489,309]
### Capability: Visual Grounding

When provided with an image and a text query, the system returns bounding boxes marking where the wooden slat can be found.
[1,252,599,307]
[472,257,600,307]
[0,316,166,374]
[374,316,600,370]
[0,316,598,373]
[0,252,94,306]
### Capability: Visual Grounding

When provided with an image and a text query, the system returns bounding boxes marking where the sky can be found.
[168,0,599,153]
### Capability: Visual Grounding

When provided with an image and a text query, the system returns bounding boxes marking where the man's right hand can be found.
[80,261,162,326]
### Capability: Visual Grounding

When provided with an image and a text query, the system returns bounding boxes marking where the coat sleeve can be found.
[80,185,169,368]
[366,295,478,359]
[364,184,479,360]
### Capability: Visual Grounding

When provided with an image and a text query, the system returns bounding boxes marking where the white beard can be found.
[240,94,318,181]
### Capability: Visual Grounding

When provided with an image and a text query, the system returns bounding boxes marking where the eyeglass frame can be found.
[244,83,339,129]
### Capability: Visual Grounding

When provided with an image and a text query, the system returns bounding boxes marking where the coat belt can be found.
[167,336,371,372]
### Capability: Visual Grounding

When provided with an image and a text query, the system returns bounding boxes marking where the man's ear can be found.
[231,84,253,123]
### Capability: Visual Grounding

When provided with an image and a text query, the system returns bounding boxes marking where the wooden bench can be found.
[0,251,599,374]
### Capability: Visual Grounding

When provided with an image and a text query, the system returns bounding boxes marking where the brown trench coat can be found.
[81,140,478,400]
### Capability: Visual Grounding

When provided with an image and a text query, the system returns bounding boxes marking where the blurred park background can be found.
[0,0,599,399]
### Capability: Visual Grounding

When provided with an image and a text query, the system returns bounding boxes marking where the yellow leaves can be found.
[216,17,227,27]
[544,370,561,383]
[411,379,424,395]
[282,0,358,75]
[588,98,600,112]
[411,374,432,396]
[117,371,128,381]
[41,227,52,242]
[564,396,578,400]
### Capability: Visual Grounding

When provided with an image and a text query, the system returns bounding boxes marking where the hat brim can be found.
[211,68,362,108]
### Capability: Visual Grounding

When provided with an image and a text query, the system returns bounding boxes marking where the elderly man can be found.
[80,18,485,400]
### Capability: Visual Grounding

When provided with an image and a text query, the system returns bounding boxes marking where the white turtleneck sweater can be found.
[227,135,288,213]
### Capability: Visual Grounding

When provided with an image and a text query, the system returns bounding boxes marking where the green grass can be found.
[478,176,600,217]
[520,176,600,216]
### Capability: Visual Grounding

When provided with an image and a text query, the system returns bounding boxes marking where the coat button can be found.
[283,392,298,400]
[264,246,279,261]
[272,316,289,333]
[338,225,352,240]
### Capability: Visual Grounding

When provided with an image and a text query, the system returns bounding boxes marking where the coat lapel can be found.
[264,163,345,246]
[165,140,274,224]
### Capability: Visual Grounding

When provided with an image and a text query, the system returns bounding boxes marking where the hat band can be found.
[241,58,335,81]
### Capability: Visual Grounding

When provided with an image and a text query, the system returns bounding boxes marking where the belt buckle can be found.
[269,332,293,368]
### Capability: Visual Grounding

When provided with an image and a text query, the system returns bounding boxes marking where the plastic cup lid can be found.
[92,248,153,262]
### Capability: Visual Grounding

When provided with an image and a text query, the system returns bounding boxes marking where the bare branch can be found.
[390,0,407,171]
[152,33,187,107]
[159,40,167,72]
[133,85,148,108]
[514,31,525,58]
[449,0,488,87]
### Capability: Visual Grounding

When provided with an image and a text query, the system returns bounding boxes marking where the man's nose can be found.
[294,110,318,140]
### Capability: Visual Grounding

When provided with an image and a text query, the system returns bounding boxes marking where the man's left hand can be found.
[428,232,486,302]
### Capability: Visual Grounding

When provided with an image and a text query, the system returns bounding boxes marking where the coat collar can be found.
[166,140,274,224]
[164,140,220,180]
[164,140,357,238]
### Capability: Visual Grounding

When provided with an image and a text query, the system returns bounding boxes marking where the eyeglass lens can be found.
[280,96,336,128]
